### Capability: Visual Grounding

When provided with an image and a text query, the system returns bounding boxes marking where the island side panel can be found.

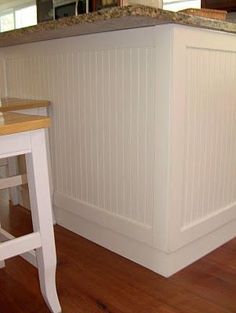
[3,24,236,276]
[168,25,236,254]
[1,26,171,269]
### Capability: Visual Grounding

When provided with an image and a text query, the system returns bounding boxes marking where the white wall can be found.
[0,0,35,12]
[163,0,200,11]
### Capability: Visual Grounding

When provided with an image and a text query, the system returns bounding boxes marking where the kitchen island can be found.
[1,6,236,276]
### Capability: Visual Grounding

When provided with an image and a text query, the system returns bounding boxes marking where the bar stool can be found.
[0,112,61,313]
[0,97,50,207]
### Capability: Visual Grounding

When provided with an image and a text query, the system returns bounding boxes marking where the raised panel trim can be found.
[173,202,236,251]
[54,191,153,245]
[168,25,236,251]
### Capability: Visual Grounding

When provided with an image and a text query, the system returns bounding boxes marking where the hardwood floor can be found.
[1,192,236,313]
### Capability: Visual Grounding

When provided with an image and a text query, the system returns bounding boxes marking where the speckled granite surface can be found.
[0,5,236,47]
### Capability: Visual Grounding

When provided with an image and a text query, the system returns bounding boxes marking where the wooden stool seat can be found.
[0,112,61,313]
[0,97,49,113]
[0,112,50,135]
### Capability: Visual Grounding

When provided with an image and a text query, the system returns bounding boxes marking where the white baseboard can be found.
[54,203,236,277]
[54,191,153,246]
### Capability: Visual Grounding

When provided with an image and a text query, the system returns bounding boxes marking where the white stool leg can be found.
[25,129,61,313]
[0,222,5,269]
[7,156,20,205]
[46,129,56,224]
[0,260,5,268]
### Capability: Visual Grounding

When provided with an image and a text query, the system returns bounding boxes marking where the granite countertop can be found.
[0,5,236,48]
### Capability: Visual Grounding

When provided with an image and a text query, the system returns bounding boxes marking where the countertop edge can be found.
[0,5,236,48]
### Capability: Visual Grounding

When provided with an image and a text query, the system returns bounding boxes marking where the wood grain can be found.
[0,112,50,136]
[0,196,236,313]
[0,97,49,113]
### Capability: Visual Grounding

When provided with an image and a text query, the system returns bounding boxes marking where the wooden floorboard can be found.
[0,194,236,313]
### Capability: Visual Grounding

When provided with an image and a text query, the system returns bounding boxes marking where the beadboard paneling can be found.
[0,52,6,96]
[182,47,236,229]
[4,25,236,254]
[3,29,158,244]
[2,25,236,274]
[168,27,236,251]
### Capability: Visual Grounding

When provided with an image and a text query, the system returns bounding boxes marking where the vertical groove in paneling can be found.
[182,48,236,228]
[5,45,156,227]
[0,54,6,96]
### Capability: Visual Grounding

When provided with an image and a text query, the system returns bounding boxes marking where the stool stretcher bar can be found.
[0,228,37,266]
[0,231,41,261]
[0,174,27,190]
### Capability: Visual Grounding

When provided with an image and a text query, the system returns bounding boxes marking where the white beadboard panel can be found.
[182,47,236,229]
[3,25,236,274]
[0,52,7,96]
[3,29,158,240]
[168,26,236,251]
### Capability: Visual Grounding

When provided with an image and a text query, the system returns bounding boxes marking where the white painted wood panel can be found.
[0,52,7,96]
[2,25,236,276]
[168,26,236,250]
[2,28,159,245]
[183,47,236,227]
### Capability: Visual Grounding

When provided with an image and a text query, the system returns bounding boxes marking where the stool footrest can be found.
[0,230,41,261]
[0,174,27,190]
[0,228,37,267]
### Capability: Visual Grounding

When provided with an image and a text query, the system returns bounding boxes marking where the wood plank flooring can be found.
[0,193,236,313]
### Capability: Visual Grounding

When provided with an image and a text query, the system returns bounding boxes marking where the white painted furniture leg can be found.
[7,156,19,205]
[0,222,5,269]
[45,129,56,225]
[25,129,61,313]
[0,258,5,268]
